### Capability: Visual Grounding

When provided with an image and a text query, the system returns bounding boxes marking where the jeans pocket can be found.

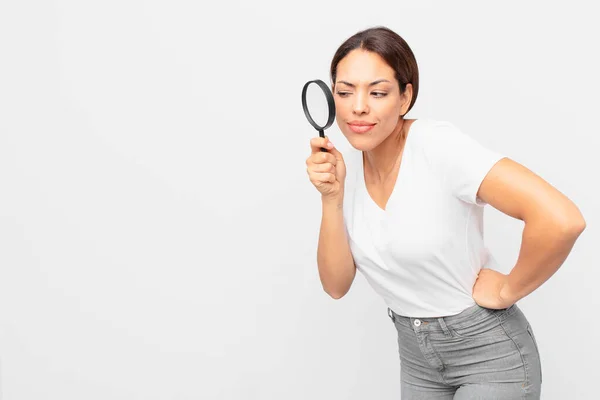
[527,323,542,382]
[450,311,508,340]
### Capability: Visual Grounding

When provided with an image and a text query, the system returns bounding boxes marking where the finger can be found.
[324,142,343,163]
[310,152,336,165]
[310,137,334,153]
[312,172,336,183]
[320,152,337,165]
[312,162,336,173]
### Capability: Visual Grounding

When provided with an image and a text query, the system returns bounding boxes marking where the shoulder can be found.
[412,118,490,157]
[412,118,504,173]
[412,118,467,145]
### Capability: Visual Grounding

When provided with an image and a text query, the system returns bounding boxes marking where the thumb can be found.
[324,136,342,157]
[328,145,344,164]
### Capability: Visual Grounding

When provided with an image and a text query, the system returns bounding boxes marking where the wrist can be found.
[322,191,344,204]
[321,195,344,211]
[500,279,522,304]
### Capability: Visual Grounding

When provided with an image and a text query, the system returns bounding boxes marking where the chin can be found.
[346,135,379,151]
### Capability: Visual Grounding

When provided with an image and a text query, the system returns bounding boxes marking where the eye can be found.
[336,91,387,98]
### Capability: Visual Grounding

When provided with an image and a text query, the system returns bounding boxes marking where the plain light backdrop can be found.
[0,1,598,399]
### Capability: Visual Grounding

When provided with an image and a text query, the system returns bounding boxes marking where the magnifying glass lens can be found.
[305,84,330,128]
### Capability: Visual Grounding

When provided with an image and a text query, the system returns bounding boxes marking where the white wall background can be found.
[0,1,598,399]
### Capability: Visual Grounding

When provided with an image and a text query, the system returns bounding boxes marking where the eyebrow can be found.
[336,79,391,87]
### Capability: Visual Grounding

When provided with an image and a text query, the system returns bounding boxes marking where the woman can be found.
[305,26,585,399]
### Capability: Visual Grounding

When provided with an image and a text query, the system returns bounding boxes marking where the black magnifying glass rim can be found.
[301,79,336,131]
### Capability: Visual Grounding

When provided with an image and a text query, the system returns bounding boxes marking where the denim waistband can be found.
[388,303,519,331]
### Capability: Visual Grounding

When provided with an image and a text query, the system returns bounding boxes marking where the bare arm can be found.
[477,157,586,302]
[318,195,356,299]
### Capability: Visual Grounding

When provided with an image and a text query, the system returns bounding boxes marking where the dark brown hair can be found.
[330,26,419,117]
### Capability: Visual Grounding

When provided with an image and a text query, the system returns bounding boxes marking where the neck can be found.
[363,119,408,183]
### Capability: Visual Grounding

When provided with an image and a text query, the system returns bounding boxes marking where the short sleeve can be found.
[424,121,506,206]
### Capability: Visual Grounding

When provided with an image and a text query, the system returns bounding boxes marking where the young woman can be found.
[305,26,585,399]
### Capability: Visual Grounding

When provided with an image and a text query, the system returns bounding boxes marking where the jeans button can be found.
[414,319,421,327]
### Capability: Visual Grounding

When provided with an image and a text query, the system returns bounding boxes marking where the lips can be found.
[348,121,376,126]
[348,123,376,133]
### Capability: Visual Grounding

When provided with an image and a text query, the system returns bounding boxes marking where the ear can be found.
[400,83,413,115]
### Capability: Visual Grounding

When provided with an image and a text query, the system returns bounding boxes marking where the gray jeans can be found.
[387,303,542,399]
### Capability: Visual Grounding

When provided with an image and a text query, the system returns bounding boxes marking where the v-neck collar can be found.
[360,119,420,214]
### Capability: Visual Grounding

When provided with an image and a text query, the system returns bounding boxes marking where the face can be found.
[333,49,412,150]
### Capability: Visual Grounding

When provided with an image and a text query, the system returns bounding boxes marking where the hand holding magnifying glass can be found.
[302,79,346,199]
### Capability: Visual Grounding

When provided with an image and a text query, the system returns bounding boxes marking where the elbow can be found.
[323,288,350,300]
[556,207,586,237]
[324,286,349,300]
[565,217,586,237]
[320,264,356,300]
[328,291,346,300]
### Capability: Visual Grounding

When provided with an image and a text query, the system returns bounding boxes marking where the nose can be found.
[352,91,369,115]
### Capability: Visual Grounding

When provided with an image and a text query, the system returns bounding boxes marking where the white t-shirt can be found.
[342,119,506,317]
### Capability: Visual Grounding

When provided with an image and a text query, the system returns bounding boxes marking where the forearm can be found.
[317,194,356,298]
[502,214,586,302]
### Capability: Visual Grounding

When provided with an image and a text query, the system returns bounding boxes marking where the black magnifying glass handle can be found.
[319,129,327,152]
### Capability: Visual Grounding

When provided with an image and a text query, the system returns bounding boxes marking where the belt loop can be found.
[387,307,396,323]
[437,317,452,336]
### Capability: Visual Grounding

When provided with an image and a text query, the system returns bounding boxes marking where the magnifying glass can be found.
[301,79,336,152]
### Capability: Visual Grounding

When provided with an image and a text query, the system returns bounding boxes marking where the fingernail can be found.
[327,142,334,148]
